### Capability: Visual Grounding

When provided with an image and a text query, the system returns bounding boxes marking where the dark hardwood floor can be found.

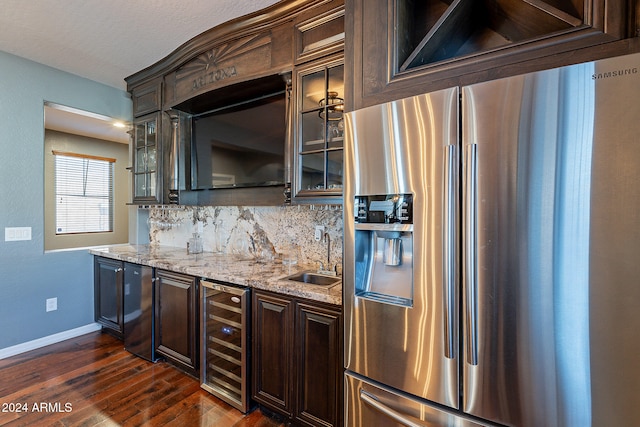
[0,331,284,427]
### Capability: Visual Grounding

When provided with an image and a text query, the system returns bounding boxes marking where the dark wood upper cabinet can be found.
[294,1,345,65]
[292,55,345,203]
[397,0,584,70]
[347,0,639,110]
[132,77,163,118]
[125,0,346,206]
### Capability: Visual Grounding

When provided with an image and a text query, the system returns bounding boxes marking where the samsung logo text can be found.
[592,67,638,80]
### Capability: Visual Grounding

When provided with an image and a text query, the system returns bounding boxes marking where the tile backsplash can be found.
[147,205,343,268]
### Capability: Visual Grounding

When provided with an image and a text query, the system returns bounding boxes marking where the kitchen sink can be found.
[284,271,341,287]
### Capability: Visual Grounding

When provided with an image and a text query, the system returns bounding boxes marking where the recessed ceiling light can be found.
[113,121,126,128]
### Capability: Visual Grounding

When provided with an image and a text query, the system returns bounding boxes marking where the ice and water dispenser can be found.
[354,194,414,306]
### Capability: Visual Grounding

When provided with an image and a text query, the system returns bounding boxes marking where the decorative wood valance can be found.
[164,31,279,108]
[125,0,338,107]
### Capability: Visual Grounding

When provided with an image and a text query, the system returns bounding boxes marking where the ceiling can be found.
[1,0,280,142]
[44,103,133,144]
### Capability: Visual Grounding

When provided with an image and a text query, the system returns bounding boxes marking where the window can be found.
[53,151,114,234]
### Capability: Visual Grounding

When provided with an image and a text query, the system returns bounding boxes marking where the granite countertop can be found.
[89,244,342,306]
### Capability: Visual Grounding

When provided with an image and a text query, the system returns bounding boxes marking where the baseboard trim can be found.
[0,323,102,360]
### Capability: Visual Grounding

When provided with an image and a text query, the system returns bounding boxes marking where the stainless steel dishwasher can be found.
[200,280,251,412]
[123,262,158,362]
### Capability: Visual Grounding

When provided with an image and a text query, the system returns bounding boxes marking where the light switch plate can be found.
[5,227,32,241]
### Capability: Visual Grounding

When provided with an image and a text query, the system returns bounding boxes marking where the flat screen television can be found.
[190,91,286,190]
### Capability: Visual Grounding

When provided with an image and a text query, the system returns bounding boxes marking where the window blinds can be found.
[53,151,114,234]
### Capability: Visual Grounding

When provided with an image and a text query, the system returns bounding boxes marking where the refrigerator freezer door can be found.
[344,87,460,408]
[345,372,490,427]
[462,53,640,426]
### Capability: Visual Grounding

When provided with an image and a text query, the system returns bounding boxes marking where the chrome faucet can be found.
[318,231,338,276]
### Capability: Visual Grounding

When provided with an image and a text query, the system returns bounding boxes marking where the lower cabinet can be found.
[95,256,340,424]
[253,290,343,427]
[155,269,199,377]
[253,291,294,416]
[94,256,124,339]
[295,300,343,427]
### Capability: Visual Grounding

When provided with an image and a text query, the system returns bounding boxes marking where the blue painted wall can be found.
[0,51,132,349]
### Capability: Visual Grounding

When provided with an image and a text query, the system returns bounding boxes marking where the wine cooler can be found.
[200,280,251,412]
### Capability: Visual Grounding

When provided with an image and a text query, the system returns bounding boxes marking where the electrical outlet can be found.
[314,225,325,241]
[46,297,57,312]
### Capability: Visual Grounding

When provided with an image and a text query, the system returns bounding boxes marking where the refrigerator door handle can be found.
[464,143,479,366]
[443,144,456,359]
[360,389,431,427]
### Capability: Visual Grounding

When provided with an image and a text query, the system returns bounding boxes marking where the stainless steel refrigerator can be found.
[344,52,640,427]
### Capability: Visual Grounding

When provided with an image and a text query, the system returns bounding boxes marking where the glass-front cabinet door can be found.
[132,112,160,204]
[294,57,344,202]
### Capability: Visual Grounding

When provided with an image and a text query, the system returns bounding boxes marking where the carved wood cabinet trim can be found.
[164,31,280,109]
[125,0,336,92]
